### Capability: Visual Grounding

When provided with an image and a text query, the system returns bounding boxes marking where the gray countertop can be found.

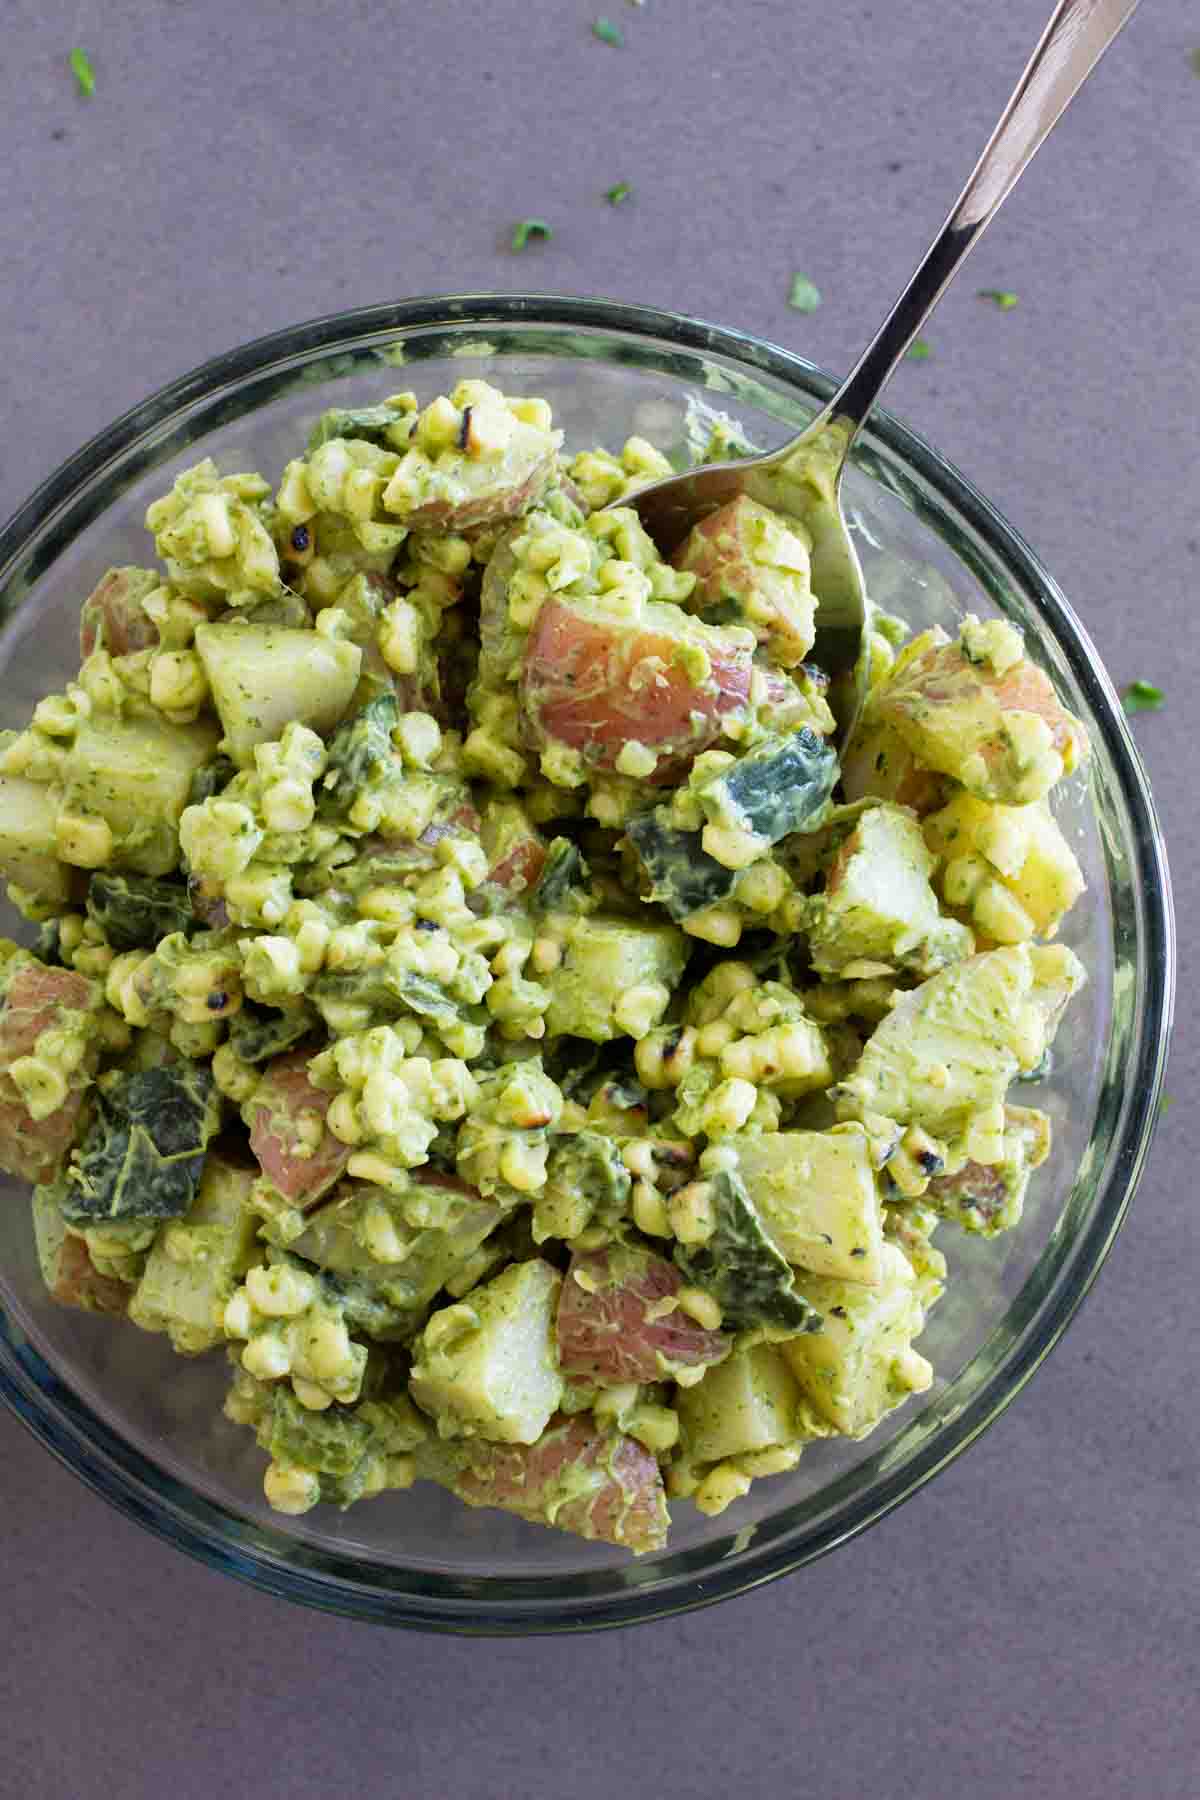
[2,2,1197,1795]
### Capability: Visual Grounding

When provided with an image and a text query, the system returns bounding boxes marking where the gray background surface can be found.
[1,2,1196,1795]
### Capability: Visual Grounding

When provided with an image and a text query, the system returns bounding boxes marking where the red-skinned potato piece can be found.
[400,453,557,533]
[875,635,1087,801]
[672,495,816,667]
[44,1230,131,1315]
[520,598,753,778]
[248,1050,351,1208]
[451,1412,670,1553]
[556,1244,730,1386]
[0,963,99,1184]
[79,568,161,660]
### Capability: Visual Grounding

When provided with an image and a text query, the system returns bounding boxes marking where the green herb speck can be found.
[605,181,633,205]
[69,47,95,97]
[1189,48,1200,76]
[907,338,933,361]
[1121,679,1165,715]
[787,273,822,314]
[978,288,1019,311]
[1159,1092,1173,1116]
[593,16,624,45]
[511,218,553,252]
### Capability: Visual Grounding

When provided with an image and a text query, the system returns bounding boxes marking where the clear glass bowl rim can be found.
[0,292,1175,1635]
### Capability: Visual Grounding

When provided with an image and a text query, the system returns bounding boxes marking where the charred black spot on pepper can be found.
[290,525,310,553]
[415,917,439,932]
[917,1149,945,1176]
[458,406,473,451]
[206,991,228,1012]
[850,1246,867,1258]
[830,1305,848,1317]
[799,661,830,692]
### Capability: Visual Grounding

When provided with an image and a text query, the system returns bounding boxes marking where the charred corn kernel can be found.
[212,1041,259,1103]
[687,961,757,1025]
[700,1076,758,1136]
[965,1102,1007,1165]
[634,1025,696,1091]
[738,1445,803,1478]
[55,811,113,868]
[736,860,787,913]
[263,1463,321,1515]
[675,1285,722,1331]
[395,711,442,767]
[8,1056,67,1121]
[701,824,764,871]
[631,1181,671,1238]
[694,1462,753,1516]
[222,1290,253,1339]
[242,1332,292,1381]
[668,1180,715,1246]
[246,1262,317,1318]
[149,648,207,715]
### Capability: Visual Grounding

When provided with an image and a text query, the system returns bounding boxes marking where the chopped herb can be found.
[592,16,624,45]
[979,288,1019,311]
[69,47,95,97]
[1159,1093,1173,1116]
[906,338,933,361]
[1121,679,1164,715]
[787,273,822,314]
[605,181,633,205]
[511,218,553,252]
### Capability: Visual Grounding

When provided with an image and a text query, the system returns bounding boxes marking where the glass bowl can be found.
[0,295,1174,1633]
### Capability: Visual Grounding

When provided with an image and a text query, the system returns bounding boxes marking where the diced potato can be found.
[0,774,74,904]
[672,495,817,666]
[64,711,220,875]
[836,943,1085,1140]
[410,1258,564,1444]
[781,1242,934,1437]
[33,1187,131,1314]
[542,915,688,1042]
[729,1128,884,1284]
[676,1342,803,1463]
[808,803,973,977]
[195,622,361,766]
[873,619,1088,805]
[923,790,1085,939]
[442,1411,669,1552]
[247,1049,351,1208]
[79,566,161,659]
[128,1153,259,1351]
[556,1243,729,1386]
[0,959,100,1184]
[520,597,753,780]
[925,1104,1051,1236]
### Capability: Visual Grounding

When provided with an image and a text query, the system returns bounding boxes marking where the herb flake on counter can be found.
[787,273,822,314]
[1160,1093,1174,1117]
[69,47,95,97]
[511,218,553,252]
[979,288,1019,310]
[907,338,933,360]
[593,16,624,45]
[605,181,633,205]
[1121,679,1165,715]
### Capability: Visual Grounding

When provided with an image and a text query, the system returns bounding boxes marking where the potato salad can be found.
[0,380,1090,1552]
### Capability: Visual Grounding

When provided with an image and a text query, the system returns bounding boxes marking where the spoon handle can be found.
[825,0,1140,439]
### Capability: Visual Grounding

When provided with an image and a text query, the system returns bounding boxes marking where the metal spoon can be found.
[625,0,1140,746]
